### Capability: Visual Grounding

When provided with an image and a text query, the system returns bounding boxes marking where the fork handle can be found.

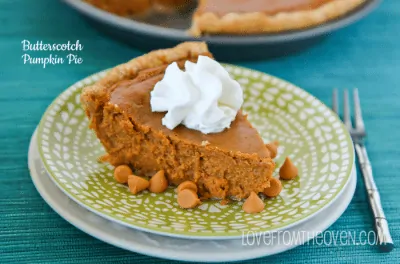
[355,143,394,252]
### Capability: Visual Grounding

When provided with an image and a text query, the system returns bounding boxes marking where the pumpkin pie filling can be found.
[197,0,335,16]
[84,0,152,16]
[109,64,269,158]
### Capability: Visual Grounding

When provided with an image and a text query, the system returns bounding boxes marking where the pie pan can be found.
[63,0,380,61]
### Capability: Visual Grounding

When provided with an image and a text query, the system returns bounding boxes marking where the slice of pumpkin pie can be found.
[81,42,274,200]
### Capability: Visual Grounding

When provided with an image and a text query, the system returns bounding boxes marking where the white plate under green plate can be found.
[37,64,354,239]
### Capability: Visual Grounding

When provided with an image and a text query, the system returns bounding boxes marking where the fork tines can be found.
[332,89,366,137]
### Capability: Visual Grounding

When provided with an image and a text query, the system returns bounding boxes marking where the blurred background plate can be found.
[63,0,380,61]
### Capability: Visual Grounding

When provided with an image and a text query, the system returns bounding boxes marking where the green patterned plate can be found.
[37,65,354,239]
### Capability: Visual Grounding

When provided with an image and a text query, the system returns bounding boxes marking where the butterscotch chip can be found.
[279,157,298,180]
[242,192,265,214]
[128,175,150,194]
[177,189,200,209]
[265,141,279,159]
[128,175,149,193]
[149,170,168,193]
[114,165,132,183]
[177,181,198,193]
[263,178,282,197]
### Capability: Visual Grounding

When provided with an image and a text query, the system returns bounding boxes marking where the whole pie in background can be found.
[84,0,366,35]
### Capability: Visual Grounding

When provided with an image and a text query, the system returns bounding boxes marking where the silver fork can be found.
[333,89,394,252]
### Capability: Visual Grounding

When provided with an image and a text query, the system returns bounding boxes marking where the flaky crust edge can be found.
[189,0,366,36]
[80,42,209,111]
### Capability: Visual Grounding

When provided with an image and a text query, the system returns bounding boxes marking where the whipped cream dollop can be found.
[150,56,243,134]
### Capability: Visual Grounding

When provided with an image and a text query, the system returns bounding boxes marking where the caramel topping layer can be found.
[198,0,334,16]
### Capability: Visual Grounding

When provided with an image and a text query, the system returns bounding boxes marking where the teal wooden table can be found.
[1,1,399,263]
